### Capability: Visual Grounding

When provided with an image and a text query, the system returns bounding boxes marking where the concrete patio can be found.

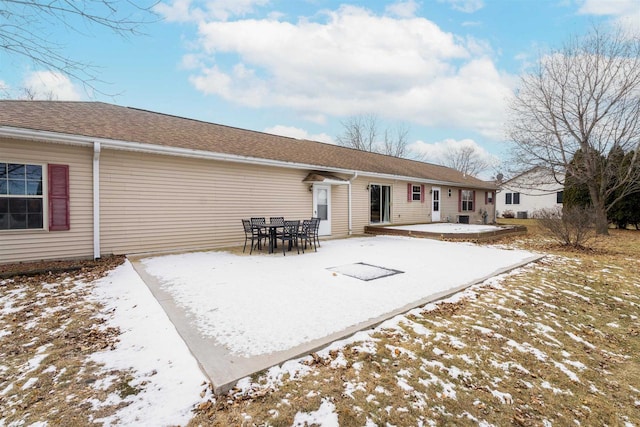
[129,230,542,394]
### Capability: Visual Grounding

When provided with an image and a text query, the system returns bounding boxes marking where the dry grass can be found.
[190,221,640,426]
[0,256,136,426]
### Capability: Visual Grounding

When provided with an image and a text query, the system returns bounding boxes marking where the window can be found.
[556,191,564,204]
[0,163,43,230]
[407,183,424,202]
[505,192,520,205]
[461,189,474,211]
[486,191,494,204]
[412,185,421,201]
[0,162,69,231]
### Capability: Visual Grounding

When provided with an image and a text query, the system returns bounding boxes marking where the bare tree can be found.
[0,0,158,94]
[336,114,378,152]
[382,123,411,158]
[337,114,418,159]
[506,26,640,235]
[442,144,492,177]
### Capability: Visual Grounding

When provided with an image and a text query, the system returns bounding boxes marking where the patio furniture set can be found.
[241,217,321,255]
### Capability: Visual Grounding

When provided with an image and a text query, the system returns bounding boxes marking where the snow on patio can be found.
[387,223,503,233]
[140,235,535,357]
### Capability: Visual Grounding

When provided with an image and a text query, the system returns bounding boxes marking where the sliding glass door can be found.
[370,184,391,224]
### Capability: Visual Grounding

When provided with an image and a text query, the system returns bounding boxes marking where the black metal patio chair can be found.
[269,216,285,248]
[299,219,316,252]
[279,220,300,255]
[250,217,269,251]
[310,217,321,248]
[242,219,262,254]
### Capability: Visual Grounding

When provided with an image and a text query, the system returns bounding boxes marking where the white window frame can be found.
[0,161,47,231]
[461,189,474,211]
[411,184,421,201]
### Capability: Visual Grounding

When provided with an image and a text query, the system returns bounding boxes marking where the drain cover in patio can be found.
[327,262,404,281]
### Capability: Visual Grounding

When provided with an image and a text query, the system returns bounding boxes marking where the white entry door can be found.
[313,184,331,235]
[431,187,441,222]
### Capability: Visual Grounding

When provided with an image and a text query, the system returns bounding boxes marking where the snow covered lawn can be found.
[139,235,536,357]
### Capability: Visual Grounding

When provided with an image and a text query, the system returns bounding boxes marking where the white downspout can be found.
[93,142,101,259]
[348,171,358,235]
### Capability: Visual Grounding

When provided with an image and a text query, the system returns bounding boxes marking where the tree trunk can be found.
[589,187,609,235]
[594,205,609,235]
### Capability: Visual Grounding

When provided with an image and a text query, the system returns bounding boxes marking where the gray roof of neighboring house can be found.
[0,100,495,189]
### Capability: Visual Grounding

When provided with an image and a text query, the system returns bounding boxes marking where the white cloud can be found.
[264,125,335,144]
[438,0,484,13]
[385,0,421,18]
[577,0,640,33]
[410,137,500,167]
[156,0,269,22]
[184,4,512,139]
[21,71,83,100]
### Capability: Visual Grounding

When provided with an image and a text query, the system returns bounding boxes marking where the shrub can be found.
[534,206,596,248]
[502,210,515,218]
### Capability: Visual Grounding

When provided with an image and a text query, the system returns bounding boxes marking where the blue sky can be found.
[1,0,638,176]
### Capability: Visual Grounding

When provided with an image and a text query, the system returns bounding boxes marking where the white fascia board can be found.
[0,126,490,189]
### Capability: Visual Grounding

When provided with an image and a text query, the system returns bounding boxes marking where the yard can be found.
[1,220,639,426]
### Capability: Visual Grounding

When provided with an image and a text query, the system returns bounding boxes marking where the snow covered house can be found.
[496,167,564,219]
[0,101,496,264]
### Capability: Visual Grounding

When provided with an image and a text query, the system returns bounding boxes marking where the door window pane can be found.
[370,184,391,223]
[317,205,328,220]
[316,188,328,220]
[370,185,381,223]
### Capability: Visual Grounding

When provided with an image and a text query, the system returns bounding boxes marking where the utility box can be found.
[517,211,528,219]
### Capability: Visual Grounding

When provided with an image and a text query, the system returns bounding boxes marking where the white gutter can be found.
[0,126,496,190]
[93,142,101,259]
[347,171,358,235]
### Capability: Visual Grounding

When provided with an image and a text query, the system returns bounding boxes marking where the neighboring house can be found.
[496,167,564,219]
[0,101,496,264]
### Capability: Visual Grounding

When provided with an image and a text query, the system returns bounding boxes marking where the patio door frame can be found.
[431,186,441,222]
[312,184,331,235]
[369,183,392,224]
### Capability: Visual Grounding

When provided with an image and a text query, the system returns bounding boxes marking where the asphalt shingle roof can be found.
[0,101,494,188]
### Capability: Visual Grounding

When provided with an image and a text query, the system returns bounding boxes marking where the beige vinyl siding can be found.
[350,178,431,230]
[439,187,496,224]
[350,176,370,234]
[393,181,430,224]
[439,187,459,223]
[479,190,496,223]
[329,183,349,237]
[0,138,94,264]
[99,150,313,255]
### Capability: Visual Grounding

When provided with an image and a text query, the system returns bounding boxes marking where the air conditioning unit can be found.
[517,211,528,219]
[457,215,470,224]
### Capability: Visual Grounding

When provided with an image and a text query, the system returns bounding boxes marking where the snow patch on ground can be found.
[292,398,339,426]
[89,260,208,427]
[387,223,503,234]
